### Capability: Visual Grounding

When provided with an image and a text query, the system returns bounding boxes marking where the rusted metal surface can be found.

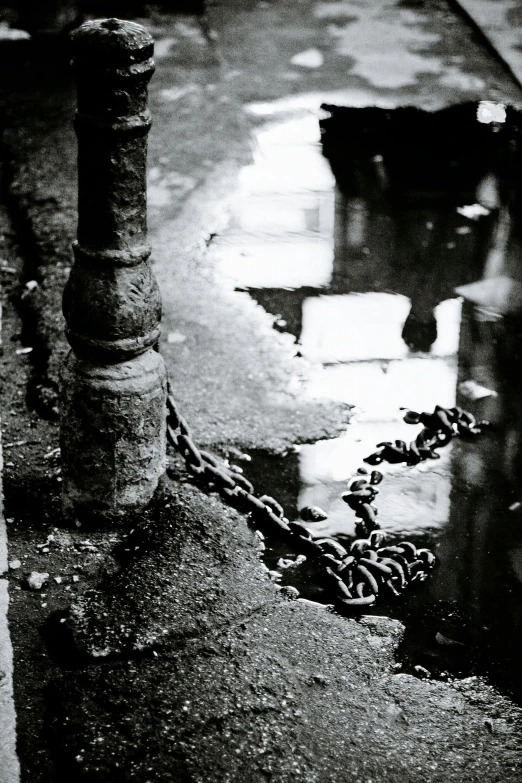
[61,19,167,524]
[165,392,437,609]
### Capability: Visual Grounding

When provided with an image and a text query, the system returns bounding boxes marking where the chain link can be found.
[165,389,485,611]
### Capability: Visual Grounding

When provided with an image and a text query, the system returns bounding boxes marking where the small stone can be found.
[54,576,63,584]
[312,673,328,686]
[280,585,300,600]
[414,664,431,679]
[299,505,328,522]
[8,559,21,570]
[277,554,306,570]
[26,572,50,591]
[72,574,80,583]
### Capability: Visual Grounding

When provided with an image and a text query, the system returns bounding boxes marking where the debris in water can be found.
[300,506,328,522]
[477,101,506,124]
[435,631,464,646]
[459,380,498,400]
[456,204,490,219]
[277,554,307,570]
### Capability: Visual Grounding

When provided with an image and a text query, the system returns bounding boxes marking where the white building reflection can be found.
[211,100,522,693]
[212,103,505,545]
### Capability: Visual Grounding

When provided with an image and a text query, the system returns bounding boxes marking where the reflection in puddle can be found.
[213,115,334,288]
[216,102,522,697]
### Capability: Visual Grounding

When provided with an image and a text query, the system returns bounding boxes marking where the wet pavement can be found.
[456,0,522,88]
[209,99,522,697]
[4,1,522,781]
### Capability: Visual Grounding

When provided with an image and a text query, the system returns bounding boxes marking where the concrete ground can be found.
[2,0,522,781]
[454,0,522,88]
[0,430,19,782]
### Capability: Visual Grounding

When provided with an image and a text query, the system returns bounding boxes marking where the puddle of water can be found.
[216,102,522,698]
[213,115,335,288]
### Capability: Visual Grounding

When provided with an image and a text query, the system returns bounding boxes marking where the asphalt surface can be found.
[2,1,522,781]
[455,0,522,90]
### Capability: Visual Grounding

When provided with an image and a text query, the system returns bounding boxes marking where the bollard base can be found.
[60,347,167,525]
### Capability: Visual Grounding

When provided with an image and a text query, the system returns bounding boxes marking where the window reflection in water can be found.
[213,101,522,696]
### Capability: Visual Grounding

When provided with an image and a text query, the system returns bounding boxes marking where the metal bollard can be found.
[60,18,167,524]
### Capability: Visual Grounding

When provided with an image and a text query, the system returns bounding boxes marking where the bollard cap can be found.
[71,18,154,67]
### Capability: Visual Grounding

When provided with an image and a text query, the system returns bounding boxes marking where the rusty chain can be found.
[166,386,488,610]
[362,405,489,467]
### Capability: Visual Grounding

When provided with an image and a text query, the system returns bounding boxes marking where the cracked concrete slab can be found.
[57,466,522,782]
[53,597,522,783]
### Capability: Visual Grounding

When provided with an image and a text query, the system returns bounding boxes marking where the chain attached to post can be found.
[163,387,470,611]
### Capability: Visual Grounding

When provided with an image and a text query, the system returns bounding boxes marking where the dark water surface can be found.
[213,101,522,700]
